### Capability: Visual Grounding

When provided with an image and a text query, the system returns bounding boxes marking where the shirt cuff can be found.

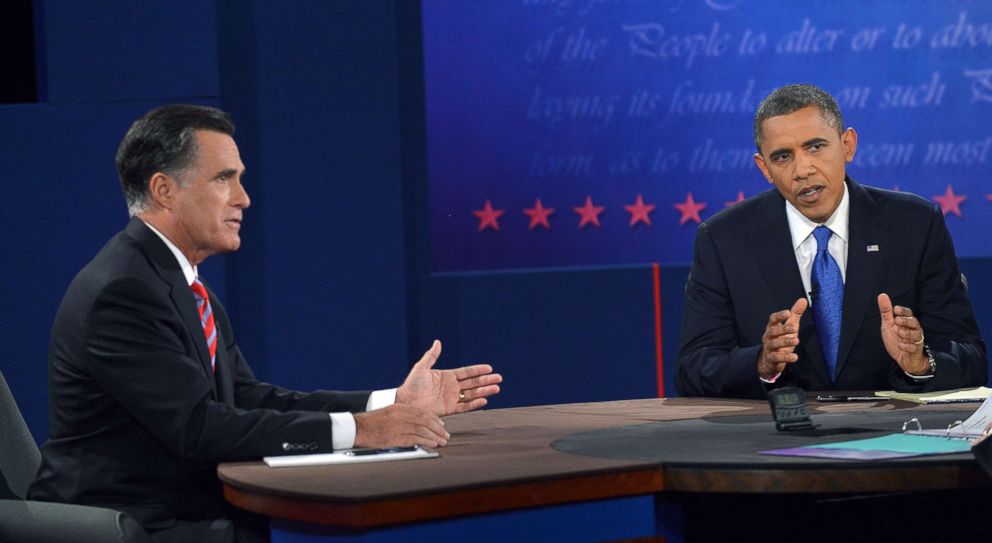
[368,388,397,411]
[760,372,782,384]
[904,370,935,381]
[329,389,398,450]
[329,412,357,450]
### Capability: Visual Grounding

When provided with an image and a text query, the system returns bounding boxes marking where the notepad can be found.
[874,386,992,404]
[264,446,439,467]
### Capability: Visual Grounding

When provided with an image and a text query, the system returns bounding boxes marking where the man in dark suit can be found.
[28,105,502,542]
[676,84,986,399]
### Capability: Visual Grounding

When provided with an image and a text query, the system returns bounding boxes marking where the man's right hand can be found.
[757,297,808,380]
[353,404,450,449]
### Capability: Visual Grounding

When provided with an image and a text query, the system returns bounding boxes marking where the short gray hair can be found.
[116,105,235,216]
[753,84,843,152]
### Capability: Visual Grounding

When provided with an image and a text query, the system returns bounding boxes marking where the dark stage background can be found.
[1,1,990,444]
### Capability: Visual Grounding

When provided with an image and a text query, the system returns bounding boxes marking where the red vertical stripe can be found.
[652,262,664,397]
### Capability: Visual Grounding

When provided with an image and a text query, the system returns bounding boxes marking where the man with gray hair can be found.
[676,84,986,398]
[29,104,502,542]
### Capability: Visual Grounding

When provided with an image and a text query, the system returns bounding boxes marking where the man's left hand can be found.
[878,293,930,375]
[396,340,502,416]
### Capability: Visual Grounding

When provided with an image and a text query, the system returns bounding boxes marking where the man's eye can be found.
[808,143,824,152]
[772,154,790,163]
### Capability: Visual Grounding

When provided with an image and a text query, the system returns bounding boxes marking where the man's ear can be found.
[147,173,177,210]
[842,127,858,163]
[753,153,773,185]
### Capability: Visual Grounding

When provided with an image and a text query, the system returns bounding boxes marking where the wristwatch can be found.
[907,345,936,379]
[922,344,936,375]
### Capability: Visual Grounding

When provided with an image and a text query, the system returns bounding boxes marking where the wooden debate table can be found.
[218,398,992,542]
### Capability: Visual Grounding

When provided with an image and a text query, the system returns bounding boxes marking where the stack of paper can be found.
[874,386,992,404]
[761,433,972,460]
[762,395,992,459]
[905,394,992,439]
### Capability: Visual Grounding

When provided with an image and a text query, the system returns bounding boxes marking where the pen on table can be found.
[815,395,885,402]
[344,446,419,456]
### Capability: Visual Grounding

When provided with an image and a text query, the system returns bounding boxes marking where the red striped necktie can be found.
[190,278,217,373]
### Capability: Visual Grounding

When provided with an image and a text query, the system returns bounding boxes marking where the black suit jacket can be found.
[676,178,987,399]
[29,218,371,529]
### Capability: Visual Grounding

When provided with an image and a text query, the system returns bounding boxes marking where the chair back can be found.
[0,370,42,499]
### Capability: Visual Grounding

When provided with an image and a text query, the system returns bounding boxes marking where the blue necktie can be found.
[811,226,844,381]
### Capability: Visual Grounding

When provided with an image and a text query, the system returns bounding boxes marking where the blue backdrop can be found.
[423,0,992,271]
[1,1,990,447]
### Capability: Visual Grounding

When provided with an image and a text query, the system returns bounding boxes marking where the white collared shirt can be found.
[761,186,850,385]
[774,187,930,381]
[785,182,850,302]
[141,220,395,449]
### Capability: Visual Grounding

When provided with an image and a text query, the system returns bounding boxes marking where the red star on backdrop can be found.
[675,193,707,225]
[523,198,555,230]
[724,191,745,207]
[986,194,992,203]
[624,194,656,226]
[892,185,901,192]
[573,196,605,228]
[473,200,504,231]
[933,185,966,218]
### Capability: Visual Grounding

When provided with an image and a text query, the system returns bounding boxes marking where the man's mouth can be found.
[797,185,824,203]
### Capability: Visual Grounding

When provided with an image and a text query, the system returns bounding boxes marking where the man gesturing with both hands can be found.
[677,84,986,398]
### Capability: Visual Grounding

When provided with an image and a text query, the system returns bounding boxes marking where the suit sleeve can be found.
[84,276,348,463]
[893,207,987,391]
[229,348,371,412]
[676,223,769,399]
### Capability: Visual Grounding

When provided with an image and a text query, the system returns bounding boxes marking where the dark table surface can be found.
[218,397,992,528]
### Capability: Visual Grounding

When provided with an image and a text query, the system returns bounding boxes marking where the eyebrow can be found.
[768,147,791,160]
[767,137,831,160]
[213,168,241,180]
[803,137,829,147]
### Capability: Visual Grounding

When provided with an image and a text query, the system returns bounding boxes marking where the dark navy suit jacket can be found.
[29,218,371,529]
[676,178,987,399]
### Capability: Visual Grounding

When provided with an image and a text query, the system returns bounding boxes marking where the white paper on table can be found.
[264,447,439,467]
[906,395,992,439]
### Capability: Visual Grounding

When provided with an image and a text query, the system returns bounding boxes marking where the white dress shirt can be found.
[761,186,849,384]
[785,182,850,302]
[769,185,929,381]
[142,220,394,449]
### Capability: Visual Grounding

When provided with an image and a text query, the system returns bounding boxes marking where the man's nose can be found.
[232,179,251,209]
[793,151,816,180]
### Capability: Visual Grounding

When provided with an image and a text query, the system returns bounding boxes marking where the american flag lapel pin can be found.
[867,244,879,252]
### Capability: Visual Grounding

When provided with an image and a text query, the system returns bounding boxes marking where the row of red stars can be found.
[472,185,980,231]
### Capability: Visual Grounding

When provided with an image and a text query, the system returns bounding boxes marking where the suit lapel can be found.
[835,179,887,378]
[749,192,830,385]
[169,283,217,385]
[209,294,236,405]
[126,218,219,396]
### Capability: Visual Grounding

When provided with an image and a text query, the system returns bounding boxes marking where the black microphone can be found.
[809,279,819,299]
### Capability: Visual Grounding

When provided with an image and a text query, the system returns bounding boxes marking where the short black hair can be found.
[115,104,235,215]
[753,84,843,152]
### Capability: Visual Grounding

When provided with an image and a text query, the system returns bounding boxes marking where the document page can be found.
[264,446,439,468]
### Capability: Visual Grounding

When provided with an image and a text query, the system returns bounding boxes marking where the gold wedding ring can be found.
[914,334,925,345]
[459,391,466,401]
